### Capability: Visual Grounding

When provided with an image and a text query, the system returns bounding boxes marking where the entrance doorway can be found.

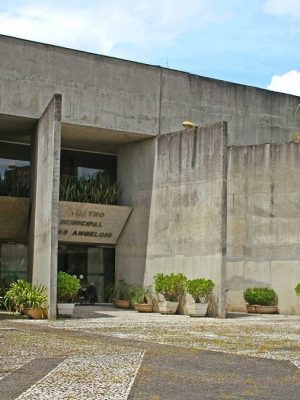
[58,244,115,303]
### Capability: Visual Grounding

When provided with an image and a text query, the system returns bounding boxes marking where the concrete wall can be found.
[29,94,61,318]
[143,123,227,316]
[0,35,299,145]
[227,143,300,314]
[160,70,300,145]
[116,138,156,285]
[117,123,227,316]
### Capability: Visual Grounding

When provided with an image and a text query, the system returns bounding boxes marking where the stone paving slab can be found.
[16,352,145,400]
[128,346,300,400]
[0,357,65,400]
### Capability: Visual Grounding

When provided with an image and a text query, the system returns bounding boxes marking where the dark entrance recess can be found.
[58,244,115,303]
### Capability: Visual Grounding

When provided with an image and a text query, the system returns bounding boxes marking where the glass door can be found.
[58,244,115,303]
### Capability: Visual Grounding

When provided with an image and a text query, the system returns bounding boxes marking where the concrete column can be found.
[29,94,62,319]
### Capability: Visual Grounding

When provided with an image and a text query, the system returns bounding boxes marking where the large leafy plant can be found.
[4,279,47,312]
[154,273,186,302]
[243,287,277,306]
[295,283,300,297]
[57,272,81,303]
[129,285,154,305]
[186,278,215,303]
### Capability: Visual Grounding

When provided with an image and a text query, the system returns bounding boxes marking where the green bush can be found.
[243,287,277,306]
[295,283,300,297]
[154,273,186,302]
[186,278,215,303]
[129,285,154,304]
[4,279,47,312]
[57,272,81,303]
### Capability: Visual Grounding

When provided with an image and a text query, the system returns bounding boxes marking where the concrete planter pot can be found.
[113,300,130,309]
[246,304,278,314]
[135,304,153,313]
[57,303,75,318]
[186,303,208,317]
[157,301,179,314]
[255,305,278,314]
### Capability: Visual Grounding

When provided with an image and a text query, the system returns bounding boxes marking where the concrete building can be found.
[0,35,300,317]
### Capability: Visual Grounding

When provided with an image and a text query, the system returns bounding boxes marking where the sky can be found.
[0,0,300,96]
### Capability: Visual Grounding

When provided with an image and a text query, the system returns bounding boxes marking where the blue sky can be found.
[0,0,300,95]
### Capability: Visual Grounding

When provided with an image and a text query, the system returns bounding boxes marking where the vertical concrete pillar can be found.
[29,94,62,319]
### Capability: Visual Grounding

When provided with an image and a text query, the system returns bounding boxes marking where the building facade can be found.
[0,35,300,317]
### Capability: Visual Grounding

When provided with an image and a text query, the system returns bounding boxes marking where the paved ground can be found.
[0,306,299,399]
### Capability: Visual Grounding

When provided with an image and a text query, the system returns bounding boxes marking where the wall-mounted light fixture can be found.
[182,121,198,129]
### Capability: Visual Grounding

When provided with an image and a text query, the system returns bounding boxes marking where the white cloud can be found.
[264,0,300,17]
[0,0,225,56]
[267,70,300,96]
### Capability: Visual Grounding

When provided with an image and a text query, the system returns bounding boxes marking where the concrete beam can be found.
[29,94,62,319]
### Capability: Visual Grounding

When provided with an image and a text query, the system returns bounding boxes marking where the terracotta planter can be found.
[246,304,278,314]
[157,301,179,314]
[135,304,153,313]
[186,303,208,317]
[23,307,47,319]
[113,300,130,309]
[255,305,278,314]
[57,303,75,318]
[246,304,257,313]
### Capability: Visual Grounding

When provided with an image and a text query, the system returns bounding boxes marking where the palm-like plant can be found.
[60,175,119,205]
[4,280,47,312]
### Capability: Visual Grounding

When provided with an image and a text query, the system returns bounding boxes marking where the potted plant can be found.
[112,279,130,309]
[57,272,81,317]
[154,273,186,314]
[129,285,154,313]
[244,287,278,314]
[295,283,300,298]
[4,279,48,319]
[185,278,215,317]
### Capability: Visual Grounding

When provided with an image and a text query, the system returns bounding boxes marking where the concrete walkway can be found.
[0,306,299,399]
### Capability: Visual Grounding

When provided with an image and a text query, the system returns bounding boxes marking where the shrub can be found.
[243,287,277,306]
[4,279,47,312]
[129,285,154,304]
[57,272,81,303]
[295,283,300,297]
[154,273,186,302]
[186,278,215,303]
